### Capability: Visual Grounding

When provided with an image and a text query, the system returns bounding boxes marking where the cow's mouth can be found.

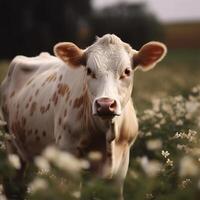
[94,112,120,119]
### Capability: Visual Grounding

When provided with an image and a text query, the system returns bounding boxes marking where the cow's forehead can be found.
[86,35,133,73]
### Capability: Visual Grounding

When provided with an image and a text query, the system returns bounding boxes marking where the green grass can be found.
[0,61,9,83]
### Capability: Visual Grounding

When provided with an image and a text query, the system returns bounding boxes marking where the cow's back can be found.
[0,53,64,159]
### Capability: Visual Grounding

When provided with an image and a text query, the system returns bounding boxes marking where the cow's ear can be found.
[54,42,86,67]
[133,42,167,71]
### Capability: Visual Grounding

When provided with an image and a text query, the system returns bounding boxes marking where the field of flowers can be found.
[0,49,200,199]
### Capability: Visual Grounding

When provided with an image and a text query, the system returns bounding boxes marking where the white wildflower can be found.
[192,86,199,93]
[138,156,162,177]
[152,98,160,112]
[154,124,160,129]
[43,146,89,175]
[161,150,170,158]
[180,178,191,189]
[146,139,162,150]
[176,119,183,126]
[162,104,173,114]
[72,190,81,199]
[187,129,197,142]
[55,151,89,174]
[8,154,21,169]
[179,156,199,177]
[144,109,155,117]
[175,95,183,102]
[156,113,163,119]
[42,145,58,161]
[160,118,166,125]
[166,158,173,167]
[185,101,199,115]
[88,151,102,161]
[145,193,154,199]
[35,156,50,172]
[29,178,48,193]
[146,132,152,137]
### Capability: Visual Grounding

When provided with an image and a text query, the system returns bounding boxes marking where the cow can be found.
[0,34,167,199]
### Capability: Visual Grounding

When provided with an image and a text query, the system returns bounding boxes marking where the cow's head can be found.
[54,34,167,119]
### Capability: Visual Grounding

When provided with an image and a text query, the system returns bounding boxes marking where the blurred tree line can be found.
[0,0,164,59]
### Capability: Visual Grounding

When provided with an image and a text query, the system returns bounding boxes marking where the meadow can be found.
[0,48,200,199]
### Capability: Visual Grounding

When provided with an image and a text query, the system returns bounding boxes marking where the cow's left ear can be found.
[54,42,86,67]
[133,42,167,71]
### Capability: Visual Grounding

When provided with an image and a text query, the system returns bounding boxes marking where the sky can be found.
[92,0,200,23]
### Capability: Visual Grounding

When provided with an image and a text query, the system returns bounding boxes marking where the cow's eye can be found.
[124,68,131,76]
[86,68,96,79]
[86,68,92,75]
[120,68,132,79]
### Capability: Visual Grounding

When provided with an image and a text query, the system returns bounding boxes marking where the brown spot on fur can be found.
[41,81,46,87]
[29,96,32,102]
[73,95,84,108]
[45,103,50,112]
[77,107,84,121]
[69,99,72,106]
[65,92,70,102]
[63,124,66,130]
[58,135,62,140]
[35,89,39,96]
[57,83,69,96]
[35,129,38,135]
[25,103,29,109]
[16,110,19,118]
[42,131,46,137]
[40,106,46,114]
[46,73,57,82]
[26,78,34,85]
[52,92,58,106]
[64,109,67,117]
[21,117,26,126]
[58,117,62,125]
[36,136,40,141]
[10,91,15,98]
[59,75,63,81]
[30,102,37,116]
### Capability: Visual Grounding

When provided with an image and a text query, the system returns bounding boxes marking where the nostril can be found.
[109,100,117,112]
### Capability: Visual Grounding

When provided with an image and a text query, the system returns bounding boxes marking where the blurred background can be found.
[0,0,200,111]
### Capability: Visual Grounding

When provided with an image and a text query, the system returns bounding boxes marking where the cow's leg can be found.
[112,143,130,200]
[3,138,28,200]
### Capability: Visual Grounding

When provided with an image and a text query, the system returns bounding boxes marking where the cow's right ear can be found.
[54,42,86,67]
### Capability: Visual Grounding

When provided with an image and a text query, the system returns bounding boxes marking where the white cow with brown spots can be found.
[0,34,167,199]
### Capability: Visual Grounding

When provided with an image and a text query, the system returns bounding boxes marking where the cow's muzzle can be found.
[94,98,119,117]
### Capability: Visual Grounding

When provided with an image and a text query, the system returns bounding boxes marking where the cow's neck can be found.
[77,83,116,176]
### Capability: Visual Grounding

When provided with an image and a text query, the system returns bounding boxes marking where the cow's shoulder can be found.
[2,53,60,93]
[11,52,57,74]
[115,100,138,145]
